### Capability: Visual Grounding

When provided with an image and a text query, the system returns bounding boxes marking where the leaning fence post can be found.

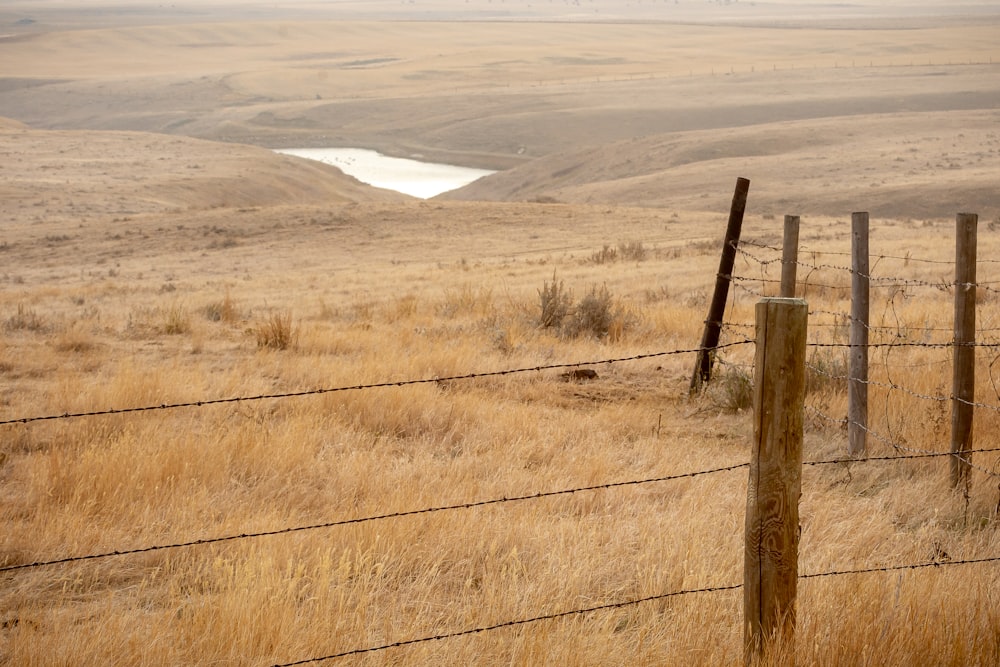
[690,177,750,395]
[780,215,800,298]
[745,297,807,663]
[848,212,870,458]
[951,212,978,489]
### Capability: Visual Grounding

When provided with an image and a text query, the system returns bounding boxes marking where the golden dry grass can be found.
[2,3,1000,665]
[2,201,1000,665]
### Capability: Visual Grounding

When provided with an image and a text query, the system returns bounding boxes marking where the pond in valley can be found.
[275,147,495,198]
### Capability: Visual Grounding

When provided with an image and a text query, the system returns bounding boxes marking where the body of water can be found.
[275,147,495,198]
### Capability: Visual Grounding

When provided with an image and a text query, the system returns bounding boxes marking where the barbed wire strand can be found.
[804,308,1000,336]
[271,582,744,666]
[803,361,1000,415]
[0,462,750,574]
[0,342,751,427]
[802,446,1000,466]
[10,439,1000,577]
[791,245,1000,267]
[735,243,1000,292]
[804,406,1000,479]
[807,340,999,350]
[272,554,1000,665]
[801,554,1000,579]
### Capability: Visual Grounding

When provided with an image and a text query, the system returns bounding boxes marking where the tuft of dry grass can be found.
[51,323,98,353]
[202,290,239,324]
[162,301,191,335]
[254,310,297,350]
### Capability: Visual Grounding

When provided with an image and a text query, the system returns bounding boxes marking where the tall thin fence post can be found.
[780,215,800,298]
[690,177,750,395]
[952,212,978,489]
[848,212,870,458]
[745,297,807,663]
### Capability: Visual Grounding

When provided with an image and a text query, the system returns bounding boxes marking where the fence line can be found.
[0,342,752,427]
[803,446,1000,467]
[0,462,750,574]
[271,582,747,666]
[736,244,985,292]
[9,443,1000,576]
[804,407,1000,481]
[738,241,1000,286]
[804,362,950,404]
[724,223,1000,484]
[271,554,1000,666]
[805,307,1000,334]
[741,239,1000,267]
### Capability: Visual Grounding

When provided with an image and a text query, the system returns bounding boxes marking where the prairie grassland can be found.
[2,202,1000,666]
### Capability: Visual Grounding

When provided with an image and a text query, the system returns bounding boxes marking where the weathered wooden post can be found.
[848,212,870,458]
[690,177,750,395]
[951,213,978,489]
[745,297,807,663]
[780,215,800,298]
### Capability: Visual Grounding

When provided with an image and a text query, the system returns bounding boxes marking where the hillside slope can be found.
[0,126,408,225]
[442,110,1000,220]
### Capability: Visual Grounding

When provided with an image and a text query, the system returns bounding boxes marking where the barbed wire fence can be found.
[728,225,1000,496]
[4,213,1000,663]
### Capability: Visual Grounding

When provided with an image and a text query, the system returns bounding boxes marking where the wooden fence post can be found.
[848,212,869,458]
[780,215,800,298]
[690,177,750,395]
[952,213,978,489]
[745,297,807,663]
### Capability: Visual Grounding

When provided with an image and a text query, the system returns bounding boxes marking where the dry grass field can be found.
[2,1,1000,665]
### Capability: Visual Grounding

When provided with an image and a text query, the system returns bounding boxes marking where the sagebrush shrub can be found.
[591,245,618,264]
[5,304,46,332]
[564,284,614,339]
[618,239,647,262]
[538,273,572,329]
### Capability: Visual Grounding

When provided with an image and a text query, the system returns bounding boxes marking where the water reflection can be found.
[275,147,495,198]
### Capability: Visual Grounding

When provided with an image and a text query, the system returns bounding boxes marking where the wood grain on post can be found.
[780,215,800,298]
[951,213,978,489]
[745,297,807,663]
[689,177,750,395]
[848,212,870,458]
